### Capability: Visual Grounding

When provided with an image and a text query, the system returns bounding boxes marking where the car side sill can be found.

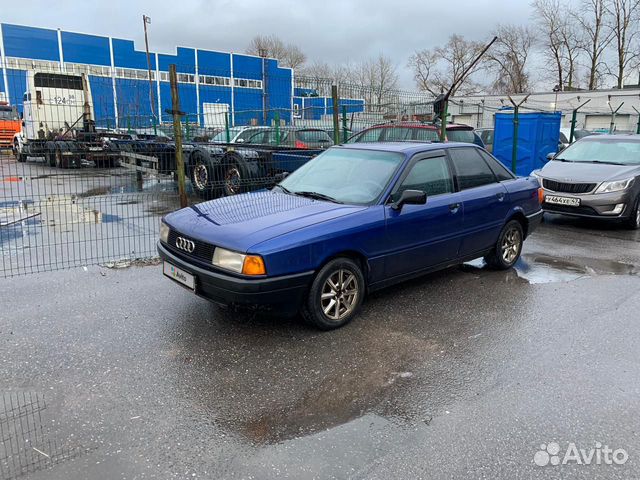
[368,250,492,293]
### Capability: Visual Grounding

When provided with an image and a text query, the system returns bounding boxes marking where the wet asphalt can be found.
[1,214,639,479]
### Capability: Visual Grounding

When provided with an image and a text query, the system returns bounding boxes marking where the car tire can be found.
[189,150,217,200]
[624,195,640,230]
[301,257,365,330]
[219,152,249,197]
[484,220,524,270]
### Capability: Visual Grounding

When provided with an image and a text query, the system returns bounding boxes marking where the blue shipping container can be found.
[493,111,561,176]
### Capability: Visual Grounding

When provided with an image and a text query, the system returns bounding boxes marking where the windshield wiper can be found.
[293,191,343,204]
[573,160,625,165]
[554,158,571,162]
[272,184,293,194]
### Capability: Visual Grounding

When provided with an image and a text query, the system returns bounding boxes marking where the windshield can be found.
[0,108,16,120]
[556,138,640,165]
[279,148,404,205]
[212,127,244,143]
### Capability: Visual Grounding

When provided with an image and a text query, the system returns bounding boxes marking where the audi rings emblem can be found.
[175,236,195,253]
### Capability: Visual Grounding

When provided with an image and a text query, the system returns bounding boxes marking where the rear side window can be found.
[477,150,515,181]
[394,155,453,199]
[449,147,497,190]
[296,130,332,143]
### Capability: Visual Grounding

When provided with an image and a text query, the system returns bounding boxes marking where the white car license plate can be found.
[88,147,103,151]
[163,261,195,290]
[545,195,581,207]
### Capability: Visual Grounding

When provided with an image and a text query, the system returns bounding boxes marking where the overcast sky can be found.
[6,0,542,89]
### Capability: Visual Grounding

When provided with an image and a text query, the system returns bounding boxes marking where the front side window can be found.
[393,156,453,201]
[449,147,497,190]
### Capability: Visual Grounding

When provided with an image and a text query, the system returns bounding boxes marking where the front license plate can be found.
[163,261,195,290]
[545,195,581,207]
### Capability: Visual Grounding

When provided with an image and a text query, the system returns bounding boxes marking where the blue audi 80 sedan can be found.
[158,143,543,329]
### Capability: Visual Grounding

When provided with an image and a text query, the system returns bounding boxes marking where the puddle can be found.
[463,255,639,284]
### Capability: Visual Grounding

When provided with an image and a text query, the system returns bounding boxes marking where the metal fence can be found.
[0,62,443,276]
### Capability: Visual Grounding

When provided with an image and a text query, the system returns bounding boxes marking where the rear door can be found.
[448,147,510,257]
[384,150,465,278]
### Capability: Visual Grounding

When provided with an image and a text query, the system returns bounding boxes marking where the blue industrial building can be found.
[0,23,364,129]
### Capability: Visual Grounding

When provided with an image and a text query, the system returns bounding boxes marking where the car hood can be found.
[164,190,367,253]
[540,160,640,183]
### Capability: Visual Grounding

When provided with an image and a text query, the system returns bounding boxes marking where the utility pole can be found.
[168,65,187,208]
[142,15,156,125]
[507,94,530,174]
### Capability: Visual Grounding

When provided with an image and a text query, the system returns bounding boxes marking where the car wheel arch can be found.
[315,250,370,285]
[506,210,528,238]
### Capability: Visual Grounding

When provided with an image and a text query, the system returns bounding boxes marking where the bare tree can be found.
[576,0,614,89]
[352,54,399,111]
[559,14,584,88]
[486,25,536,94]
[606,0,640,88]
[246,35,306,69]
[533,0,568,88]
[408,35,486,95]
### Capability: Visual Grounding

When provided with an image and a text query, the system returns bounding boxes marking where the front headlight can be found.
[595,177,635,194]
[159,221,170,243]
[531,170,542,186]
[212,248,266,275]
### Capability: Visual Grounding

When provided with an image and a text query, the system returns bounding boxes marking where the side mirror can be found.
[391,189,427,210]
[546,152,556,161]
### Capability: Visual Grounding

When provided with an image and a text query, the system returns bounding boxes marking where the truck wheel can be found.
[218,152,253,197]
[55,149,67,169]
[13,141,26,162]
[189,150,217,200]
[301,257,365,330]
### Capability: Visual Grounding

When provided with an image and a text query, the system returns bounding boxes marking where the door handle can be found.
[496,192,505,201]
[449,203,461,213]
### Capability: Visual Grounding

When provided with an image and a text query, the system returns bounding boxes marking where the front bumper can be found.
[541,188,635,219]
[157,241,313,315]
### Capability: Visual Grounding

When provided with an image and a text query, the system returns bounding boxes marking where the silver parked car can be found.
[535,135,640,229]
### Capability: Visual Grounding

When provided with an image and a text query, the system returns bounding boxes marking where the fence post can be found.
[169,64,188,209]
[609,102,624,134]
[331,85,340,145]
[507,95,530,174]
[633,107,640,134]
[225,112,230,143]
[275,111,280,146]
[185,116,191,141]
[569,99,591,143]
[342,105,348,143]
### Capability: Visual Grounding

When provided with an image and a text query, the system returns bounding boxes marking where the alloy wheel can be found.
[501,227,522,264]
[320,269,359,321]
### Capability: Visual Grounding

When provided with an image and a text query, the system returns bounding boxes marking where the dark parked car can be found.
[241,127,333,149]
[159,142,542,329]
[536,135,640,229]
[346,122,485,148]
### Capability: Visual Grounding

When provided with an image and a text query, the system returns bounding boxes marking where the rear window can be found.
[413,128,439,141]
[447,129,475,143]
[382,127,414,141]
[349,127,383,143]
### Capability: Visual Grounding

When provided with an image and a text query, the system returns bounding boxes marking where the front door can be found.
[384,151,464,278]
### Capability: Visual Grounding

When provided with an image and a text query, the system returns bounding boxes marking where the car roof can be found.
[337,141,478,155]
[581,133,640,141]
